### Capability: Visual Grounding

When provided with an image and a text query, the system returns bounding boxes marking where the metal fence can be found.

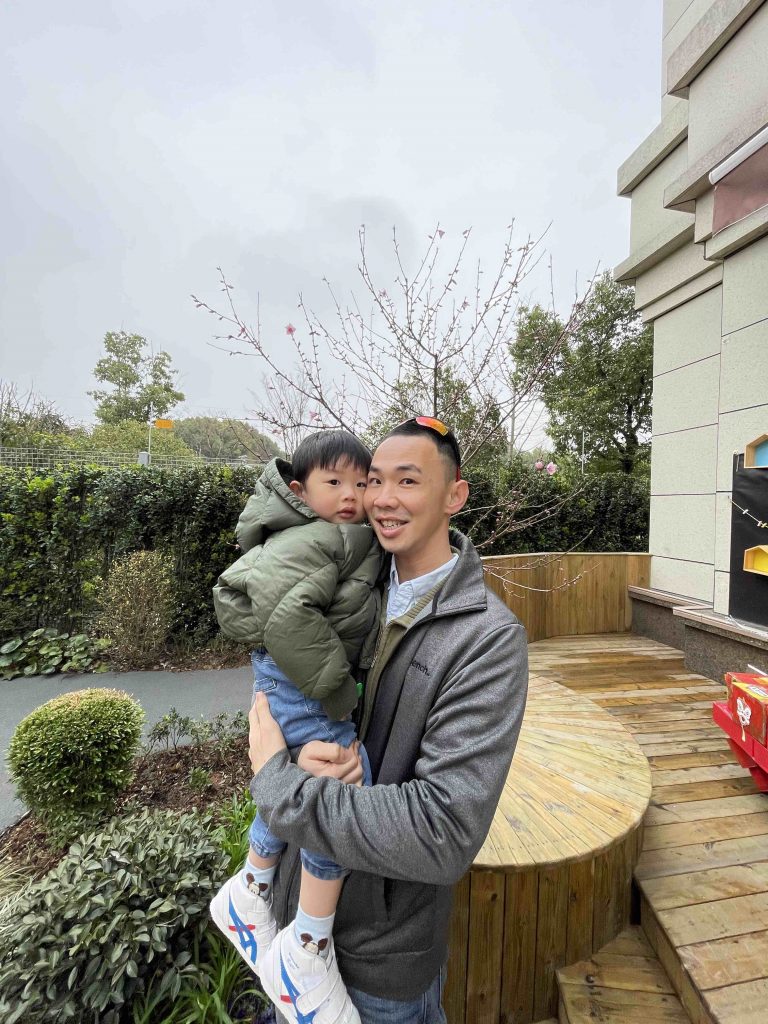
[0,446,265,473]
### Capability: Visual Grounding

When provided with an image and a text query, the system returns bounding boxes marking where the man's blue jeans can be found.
[248,650,372,880]
[272,967,447,1023]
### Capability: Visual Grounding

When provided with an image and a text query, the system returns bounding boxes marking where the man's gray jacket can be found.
[250,529,528,1000]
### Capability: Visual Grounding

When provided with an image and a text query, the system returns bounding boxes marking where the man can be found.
[248,417,528,1023]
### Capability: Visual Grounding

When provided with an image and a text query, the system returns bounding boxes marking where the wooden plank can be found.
[558,984,690,1023]
[499,869,538,1024]
[644,793,768,826]
[640,861,768,909]
[643,811,768,851]
[637,833,768,880]
[592,844,628,951]
[705,977,768,1023]
[565,857,595,967]
[558,952,677,993]
[679,929,768,990]
[533,866,569,1021]
[646,750,736,770]
[444,874,470,1024]
[640,897,713,1024]
[465,871,505,1023]
[651,776,759,804]
[650,763,748,787]
[660,890,768,946]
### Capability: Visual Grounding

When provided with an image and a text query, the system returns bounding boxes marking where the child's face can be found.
[290,459,368,524]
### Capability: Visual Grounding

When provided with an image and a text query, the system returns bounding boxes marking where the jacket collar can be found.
[418,529,488,620]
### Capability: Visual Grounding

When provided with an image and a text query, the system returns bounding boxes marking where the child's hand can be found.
[298,740,365,786]
[248,691,287,774]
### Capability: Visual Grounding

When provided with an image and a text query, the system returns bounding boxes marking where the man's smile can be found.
[375,517,408,538]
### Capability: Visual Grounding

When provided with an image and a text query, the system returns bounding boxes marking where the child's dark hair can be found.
[291,430,372,485]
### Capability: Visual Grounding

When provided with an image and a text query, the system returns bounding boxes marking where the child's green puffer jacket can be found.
[213,458,382,721]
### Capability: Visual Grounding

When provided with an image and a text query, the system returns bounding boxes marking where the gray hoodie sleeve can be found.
[249,621,528,885]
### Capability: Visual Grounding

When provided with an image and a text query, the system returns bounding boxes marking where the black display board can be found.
[729,452,768,628]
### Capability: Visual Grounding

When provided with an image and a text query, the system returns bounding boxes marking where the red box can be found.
[725,672,768,745]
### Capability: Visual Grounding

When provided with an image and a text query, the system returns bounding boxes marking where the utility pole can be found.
[580,428,586,475]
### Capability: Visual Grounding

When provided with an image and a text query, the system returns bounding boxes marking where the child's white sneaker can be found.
[209,873,277,976]
[259,923,361,1024]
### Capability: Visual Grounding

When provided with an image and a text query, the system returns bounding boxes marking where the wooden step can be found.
[641,884,768,1024]
[557,926,691,1023]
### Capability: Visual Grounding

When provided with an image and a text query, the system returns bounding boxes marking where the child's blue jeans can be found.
[248,650,372,881]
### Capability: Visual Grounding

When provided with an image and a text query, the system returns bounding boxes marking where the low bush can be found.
[0,808,229,1024]
[97,549,175,666]
[143,707,248,756]
[7,688,144,842]
[0,628,110,680]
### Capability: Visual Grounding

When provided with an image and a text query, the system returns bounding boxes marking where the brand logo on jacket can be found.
[411,659,430,676]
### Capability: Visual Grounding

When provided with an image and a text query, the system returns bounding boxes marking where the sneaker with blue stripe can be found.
[209,874,277,977]
[259,923,361,1024]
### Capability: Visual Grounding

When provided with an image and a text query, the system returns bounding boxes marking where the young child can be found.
[209,430,381,1024]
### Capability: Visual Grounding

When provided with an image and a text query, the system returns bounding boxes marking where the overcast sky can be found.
[1,1,662,429]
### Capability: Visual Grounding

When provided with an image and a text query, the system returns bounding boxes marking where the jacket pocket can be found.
[382,878,438,952]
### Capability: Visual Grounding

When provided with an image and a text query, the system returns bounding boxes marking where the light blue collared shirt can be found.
[386,553,459,623]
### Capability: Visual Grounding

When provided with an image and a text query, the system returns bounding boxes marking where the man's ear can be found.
[446,478,469,517]
[288,480,304,498]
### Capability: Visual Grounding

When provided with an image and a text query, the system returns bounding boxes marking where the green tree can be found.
[365,366,507,473]
[512,273,652,474]
[89,331,185,425]
[174,416,281,462]
[0,381,71,447]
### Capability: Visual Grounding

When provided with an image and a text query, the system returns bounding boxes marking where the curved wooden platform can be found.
[444,670,652,1024]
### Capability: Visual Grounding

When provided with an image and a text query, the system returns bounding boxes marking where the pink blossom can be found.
[437,229,445,238]
[285,323,296,336]
[309,411,320,421]
[546,462,557,475]
[534,460,544,470]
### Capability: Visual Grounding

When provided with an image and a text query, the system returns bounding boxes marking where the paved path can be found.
[0,666,252,833]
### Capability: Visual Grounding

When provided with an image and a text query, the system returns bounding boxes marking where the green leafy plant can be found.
[0,808,228,1024]
[0,463,258,645]
[215,790,259,875]
[0,855,29,907]
[97,549,175,667]
[144,708,193,754]
[7,688,144,842]
[0,628,110,680]
[131,930,268,1024]
[188,766,213,792]
[144,707,248,756]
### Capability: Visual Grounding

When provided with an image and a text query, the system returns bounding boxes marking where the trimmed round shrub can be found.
[7,688,144,840]
[96,549,175,667]
[0,808,229,1024]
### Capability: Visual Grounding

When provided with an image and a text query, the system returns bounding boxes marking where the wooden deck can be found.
[530,633,768,1024]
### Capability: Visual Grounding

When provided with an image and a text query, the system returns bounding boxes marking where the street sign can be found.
[154,419,173,429]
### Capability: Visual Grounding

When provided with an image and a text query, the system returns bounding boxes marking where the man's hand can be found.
[248,691,287,775]
[299,740,364,786]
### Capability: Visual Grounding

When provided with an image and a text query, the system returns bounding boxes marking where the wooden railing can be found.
[481,552,651,643]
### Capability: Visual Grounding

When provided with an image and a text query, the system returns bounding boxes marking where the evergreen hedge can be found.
[0,462,649,646]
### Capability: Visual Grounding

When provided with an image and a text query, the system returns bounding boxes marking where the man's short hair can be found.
[291,430,372,485]
[380,419,460,481]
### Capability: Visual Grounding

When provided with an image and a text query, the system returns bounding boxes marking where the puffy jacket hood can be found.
[236,458,314,551]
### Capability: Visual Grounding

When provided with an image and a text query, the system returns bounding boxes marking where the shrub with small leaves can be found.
[97,549,175,667]
[7,688,144,841]
[0,808,229,1024]
[0,627,111,680]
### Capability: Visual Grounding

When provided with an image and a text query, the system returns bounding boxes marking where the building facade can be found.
[617,0,768,672]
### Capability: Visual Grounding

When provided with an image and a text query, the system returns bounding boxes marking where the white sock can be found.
[240,856,277,898]
[293,904,335,960]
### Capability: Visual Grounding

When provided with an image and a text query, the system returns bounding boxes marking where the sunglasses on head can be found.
[398,416,462,480]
